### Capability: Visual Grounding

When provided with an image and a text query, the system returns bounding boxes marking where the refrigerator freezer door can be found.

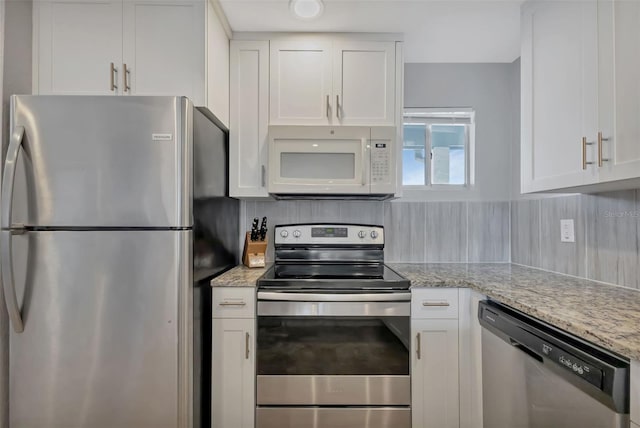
[8,230,192,428]
[9,95,192,228]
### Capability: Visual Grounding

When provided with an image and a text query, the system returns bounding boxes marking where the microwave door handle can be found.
[361,138,367,185]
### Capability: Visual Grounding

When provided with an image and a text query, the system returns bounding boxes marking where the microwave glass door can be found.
[269,132,371,194]
[281,152,355,180]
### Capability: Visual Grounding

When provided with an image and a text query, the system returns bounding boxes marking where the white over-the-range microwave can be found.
[267,126,398,199]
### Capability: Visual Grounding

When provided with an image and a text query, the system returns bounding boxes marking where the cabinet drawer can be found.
[212,288,256,319]
[411,289,459,319]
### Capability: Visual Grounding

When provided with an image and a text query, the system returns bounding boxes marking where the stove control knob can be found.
[280,230,289,238]
[358,230,367,239]
[370,230,379,239]
[293,230,302,238]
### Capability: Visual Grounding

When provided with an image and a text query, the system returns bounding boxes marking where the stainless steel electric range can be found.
[256,224,411,428]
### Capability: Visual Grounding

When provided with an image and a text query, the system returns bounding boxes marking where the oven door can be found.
[268,126,370,194]
[256,293,411,428]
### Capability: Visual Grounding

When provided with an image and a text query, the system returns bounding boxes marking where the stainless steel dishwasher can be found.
[478,300,630,428]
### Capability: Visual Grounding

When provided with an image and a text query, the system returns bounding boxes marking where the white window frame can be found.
[402,108,475,189]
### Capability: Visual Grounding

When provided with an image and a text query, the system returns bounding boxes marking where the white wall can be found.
[207,0,230,127]
[403,63,515,201]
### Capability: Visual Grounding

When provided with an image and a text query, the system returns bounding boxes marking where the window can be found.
[402,108,475,187]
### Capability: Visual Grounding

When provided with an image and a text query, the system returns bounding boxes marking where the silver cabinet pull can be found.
[1,126,26,333]
[326,95,330,118]
[416,333,421,360]
[123,63,131,93]
[336,95,341,119]
[598,132,610,167]
[422,301,450,307]
[110,62,118,91]
[245,332,250,359]
[582,137,595,170]
[219,301,247,307]
[261,165,266,187]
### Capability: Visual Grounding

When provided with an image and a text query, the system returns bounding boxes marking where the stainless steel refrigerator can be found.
[2,95,239,428]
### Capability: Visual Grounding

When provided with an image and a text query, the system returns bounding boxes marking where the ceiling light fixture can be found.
[289,0,324,20]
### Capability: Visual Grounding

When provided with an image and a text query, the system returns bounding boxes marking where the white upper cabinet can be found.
[521,1,599,193]
[270,39,333,125]
[230,40,270,198]
[122,1,205,104]
[333,41,395,125]
[269,37,396,126]
[35,0,123,95]
[521,0,640,193]
[597,0,640,183]
[34,0,206,105]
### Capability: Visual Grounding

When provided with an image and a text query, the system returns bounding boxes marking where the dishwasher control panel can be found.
[542,342,603,388]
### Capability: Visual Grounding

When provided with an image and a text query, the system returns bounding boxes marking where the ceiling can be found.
[218,0,523,63]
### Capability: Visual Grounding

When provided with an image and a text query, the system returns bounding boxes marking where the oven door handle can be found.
[257,292,411,302]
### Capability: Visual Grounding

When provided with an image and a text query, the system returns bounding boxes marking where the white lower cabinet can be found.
[212,288,256,428]
[632,360,640,427]
[411,288,484,428]
[412,318,460,428]
[411,288,460,428]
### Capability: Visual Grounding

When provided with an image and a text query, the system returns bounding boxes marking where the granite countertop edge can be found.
[212,263,640,361]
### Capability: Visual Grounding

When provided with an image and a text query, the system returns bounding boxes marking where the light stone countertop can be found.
[212,262,640,360]
[390,263,640,360]
[210,264,270,287]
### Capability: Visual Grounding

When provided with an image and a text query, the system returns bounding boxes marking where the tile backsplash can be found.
[511,190,640,289]
[241,190,640,290]
[240,200,510,263]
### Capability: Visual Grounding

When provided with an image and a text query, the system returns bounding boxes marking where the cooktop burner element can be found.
[257,224,409,292]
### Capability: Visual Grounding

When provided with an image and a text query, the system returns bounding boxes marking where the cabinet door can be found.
[412,319,460,428]
[270,39,333,125]
[35,0,122,95]
[632,360,640,426]
[458,290,484,428]
[597,0,640,183]
[333,41,395,125]
[520,1,599,193]
[122,0,205,105]
[212,318,255,428]
[229,41,270,198]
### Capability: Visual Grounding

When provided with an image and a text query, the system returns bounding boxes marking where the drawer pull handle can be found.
[422,301,450,307]
[219,301,246,307]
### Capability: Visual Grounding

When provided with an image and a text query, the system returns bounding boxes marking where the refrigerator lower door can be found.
[7,230,192,428]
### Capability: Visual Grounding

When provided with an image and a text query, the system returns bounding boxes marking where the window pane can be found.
[430,125,465,185]
[403,124,426,185]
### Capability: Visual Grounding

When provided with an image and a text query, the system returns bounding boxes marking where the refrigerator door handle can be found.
[1,126,26,333]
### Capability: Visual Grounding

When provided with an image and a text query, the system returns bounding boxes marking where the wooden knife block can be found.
[242,232,267,268]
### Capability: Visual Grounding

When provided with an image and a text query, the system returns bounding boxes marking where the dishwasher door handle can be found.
[509,339,543,363]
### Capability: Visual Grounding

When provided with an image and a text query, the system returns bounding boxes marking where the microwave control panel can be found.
[371,142,391,183]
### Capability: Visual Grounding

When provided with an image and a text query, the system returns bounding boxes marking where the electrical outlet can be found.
[560,219,575,243]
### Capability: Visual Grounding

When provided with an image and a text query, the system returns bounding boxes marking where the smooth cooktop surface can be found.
[257,264,410,291]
